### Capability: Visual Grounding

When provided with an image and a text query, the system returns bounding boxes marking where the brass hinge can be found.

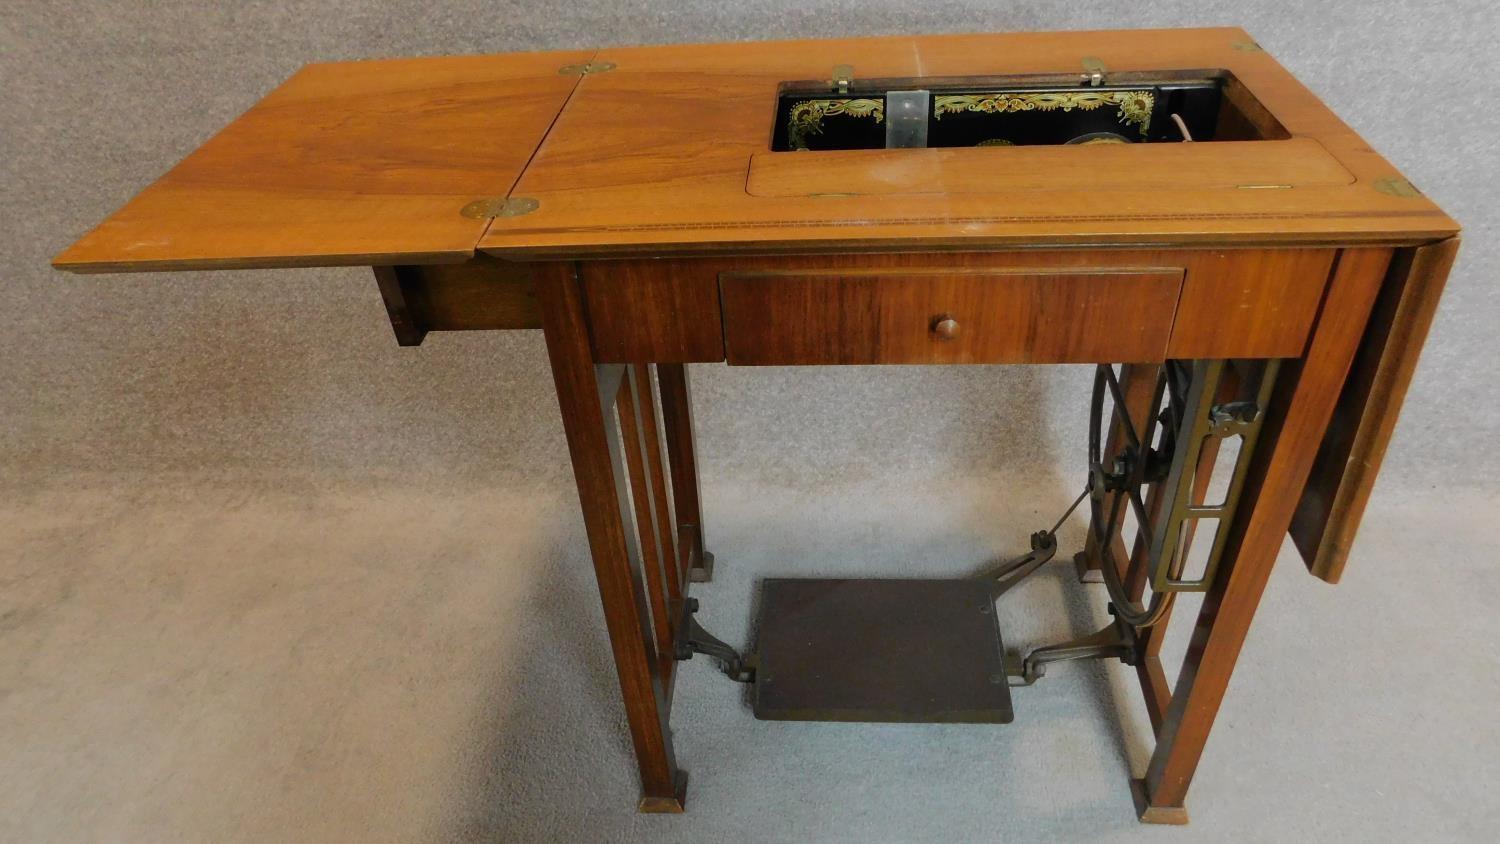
[459,197,539,220]
[1372,177,1422,198]
[558,60,616,76]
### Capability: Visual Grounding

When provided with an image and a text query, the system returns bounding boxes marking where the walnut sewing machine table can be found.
[53,29,1460,824]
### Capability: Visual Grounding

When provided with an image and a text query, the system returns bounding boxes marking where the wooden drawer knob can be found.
[932,316,960,340]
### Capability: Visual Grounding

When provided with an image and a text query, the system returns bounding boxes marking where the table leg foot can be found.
[689,550,715,583]
[637,771,689,814]
[1073,551,1103,584]
[1131,778,1189,825]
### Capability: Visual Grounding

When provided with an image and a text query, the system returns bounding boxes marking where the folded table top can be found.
[53,50,593,272]
[53,28,1458,272]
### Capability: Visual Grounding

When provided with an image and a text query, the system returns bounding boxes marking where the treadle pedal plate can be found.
[753,578,1013,723]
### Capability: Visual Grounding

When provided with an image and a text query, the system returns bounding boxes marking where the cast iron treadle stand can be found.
[1001,358,1279,686]
[673,598,754,683]
[674,359,1278,722]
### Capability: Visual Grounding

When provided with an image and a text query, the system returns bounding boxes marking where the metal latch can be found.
[831,63,854,95]
[1081,56,1107,87]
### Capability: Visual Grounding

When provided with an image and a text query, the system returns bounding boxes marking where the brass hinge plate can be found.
[1372,177,1422,198]
[559,60,616,76]
[460,197,540,220]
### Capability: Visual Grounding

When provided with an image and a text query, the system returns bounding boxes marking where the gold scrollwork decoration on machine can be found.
[933,90,1155,137]
[786,98,884,150]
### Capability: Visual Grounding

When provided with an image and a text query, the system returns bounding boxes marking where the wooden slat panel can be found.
[1291,240,1455,583]
[582,260,726,362]
[658,364,710,585]
[1167,249,1335,359]
[721,269,1183,365]
[617,368,676,681]
[636,365,683,600]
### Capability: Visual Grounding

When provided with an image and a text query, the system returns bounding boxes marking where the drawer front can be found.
[720,269,1184,365]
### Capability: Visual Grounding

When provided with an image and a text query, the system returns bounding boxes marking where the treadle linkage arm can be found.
[989,359,1279,686]
[1007,615,1139,686]
[985,530,1059,597]
[673,598,755,683]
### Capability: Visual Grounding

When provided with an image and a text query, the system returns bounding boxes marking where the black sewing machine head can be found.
[771,68,1284,151]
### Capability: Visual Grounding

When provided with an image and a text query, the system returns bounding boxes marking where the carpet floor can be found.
[2,472,1495,841]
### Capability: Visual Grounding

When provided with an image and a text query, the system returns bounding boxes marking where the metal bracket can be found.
[1373,177,1422,198]
[673,598,754,683]
[1081,56,1107,87]
[831,63,854,95]
[1209,400,1262,435]
[459,197,539,220]
[1008,613,1139,686]
[1146,360,1279,593]
[558,60,616,76]
[1086,360,1280,609]
[885,89,931,148]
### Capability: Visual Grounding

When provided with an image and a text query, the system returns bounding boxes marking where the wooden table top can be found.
[54,28,1458,272]
[53,50,592,272]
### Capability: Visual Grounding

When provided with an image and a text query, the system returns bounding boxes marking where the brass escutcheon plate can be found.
[558,60,616,76]
[460,197,540,219]
[1372,177,1422,198]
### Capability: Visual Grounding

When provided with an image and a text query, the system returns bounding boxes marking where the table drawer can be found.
[720,269,1184,365]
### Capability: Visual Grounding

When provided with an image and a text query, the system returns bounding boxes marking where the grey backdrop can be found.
[4,1,1498,494]
[5,2,1500,842]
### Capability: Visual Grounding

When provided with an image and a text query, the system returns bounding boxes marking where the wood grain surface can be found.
[482,28,1457,257]
[54,29,1456,272]
[1140,245,1388,813]
[576,247,1338,363]
[720,269,1183,365]
[1291,239,1457,582]
[54,50,591,272]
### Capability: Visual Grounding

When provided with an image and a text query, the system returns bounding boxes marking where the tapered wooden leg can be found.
[658,363,713,583]
[536,264,687,813]
[1136,249,1391,822]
